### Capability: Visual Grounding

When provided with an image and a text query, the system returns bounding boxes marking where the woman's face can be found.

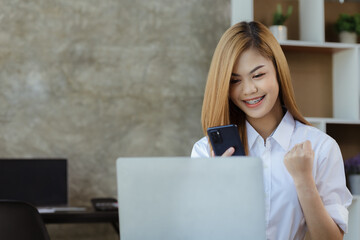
[229,48,282,123]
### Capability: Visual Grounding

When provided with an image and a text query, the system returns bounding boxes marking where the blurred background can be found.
[0,0,230,239]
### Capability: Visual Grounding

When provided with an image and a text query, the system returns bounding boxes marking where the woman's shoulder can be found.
[294,120,338,149]
[191,136,211,158]
[295,120,331,138]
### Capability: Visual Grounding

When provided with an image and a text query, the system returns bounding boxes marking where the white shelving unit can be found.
[231,0,360,128]
[279,40,358,50]
[344,196,360,240]
[306,117,360,132]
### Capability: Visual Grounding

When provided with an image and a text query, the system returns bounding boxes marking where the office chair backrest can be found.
[0,200,50,240]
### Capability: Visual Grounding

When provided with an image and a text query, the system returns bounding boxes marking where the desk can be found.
[40,210,119,234]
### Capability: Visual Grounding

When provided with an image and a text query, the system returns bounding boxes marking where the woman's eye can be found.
[230,79,241,84]
[254,73,265,78]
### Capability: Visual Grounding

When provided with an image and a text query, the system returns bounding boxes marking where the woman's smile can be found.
[243,95,265,108]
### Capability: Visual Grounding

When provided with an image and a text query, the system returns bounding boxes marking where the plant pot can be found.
[349,174,360,195]
[339,31,357,44]
[269,25,287,42]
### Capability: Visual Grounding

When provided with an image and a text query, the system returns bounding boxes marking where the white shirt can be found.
[191,111,352,240]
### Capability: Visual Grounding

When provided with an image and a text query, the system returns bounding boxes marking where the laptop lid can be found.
[116,156,266,240]
[0,159,68,206]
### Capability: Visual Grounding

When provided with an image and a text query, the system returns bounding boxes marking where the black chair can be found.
[0,200,50,240]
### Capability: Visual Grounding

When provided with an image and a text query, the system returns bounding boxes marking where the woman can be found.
[191,21,352,240]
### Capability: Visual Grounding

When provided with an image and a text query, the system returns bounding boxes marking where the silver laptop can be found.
[116,157,266,240]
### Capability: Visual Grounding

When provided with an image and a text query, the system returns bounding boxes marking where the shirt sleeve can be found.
[191,137,211,158]
[315,137,353,233]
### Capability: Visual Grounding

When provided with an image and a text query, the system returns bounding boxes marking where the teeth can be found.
[245,96,264,105]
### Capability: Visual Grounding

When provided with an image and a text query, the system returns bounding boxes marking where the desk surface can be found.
[41,210,118,224]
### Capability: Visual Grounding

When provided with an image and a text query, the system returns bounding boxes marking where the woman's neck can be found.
[247,100,284,140]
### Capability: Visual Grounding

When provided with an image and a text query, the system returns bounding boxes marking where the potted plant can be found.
[269,4,293,42]
[345,153,360,194]
[335,13,360,43]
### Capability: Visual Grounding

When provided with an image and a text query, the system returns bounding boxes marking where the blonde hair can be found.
[201,21,309,155]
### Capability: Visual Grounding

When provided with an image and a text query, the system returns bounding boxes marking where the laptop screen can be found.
[116,157,266,240]
[0,159,68,206]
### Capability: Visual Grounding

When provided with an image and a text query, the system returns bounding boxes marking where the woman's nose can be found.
[242,79,257,95]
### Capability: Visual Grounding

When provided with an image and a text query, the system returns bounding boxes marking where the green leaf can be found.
[272,4,292,26]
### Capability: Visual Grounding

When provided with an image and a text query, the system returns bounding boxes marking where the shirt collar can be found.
[246,120,259,150]
[272,111,295,151]
[246,110,295,151]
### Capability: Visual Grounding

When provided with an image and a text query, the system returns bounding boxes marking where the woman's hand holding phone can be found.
[211,147,235,157]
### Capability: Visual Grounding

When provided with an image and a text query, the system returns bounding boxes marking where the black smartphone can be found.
[207,124,245,156]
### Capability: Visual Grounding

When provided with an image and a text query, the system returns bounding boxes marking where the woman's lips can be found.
[243,95,265,108]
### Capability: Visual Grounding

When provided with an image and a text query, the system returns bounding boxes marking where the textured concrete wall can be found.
[0,0,230,239]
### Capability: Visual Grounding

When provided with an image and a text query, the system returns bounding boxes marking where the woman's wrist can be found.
[293,174,316,194]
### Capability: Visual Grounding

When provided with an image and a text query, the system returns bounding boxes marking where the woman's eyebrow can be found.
[249,65,265,74]
[231,65,265,77]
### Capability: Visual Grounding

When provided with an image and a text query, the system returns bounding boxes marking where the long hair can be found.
[201,21,310,155]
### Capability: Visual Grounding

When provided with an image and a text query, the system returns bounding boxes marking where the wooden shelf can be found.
[280,40,359,53]
[306,117,360,132]
[307,117,360,125]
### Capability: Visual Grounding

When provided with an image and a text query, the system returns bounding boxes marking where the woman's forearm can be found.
[294,176,343,240]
